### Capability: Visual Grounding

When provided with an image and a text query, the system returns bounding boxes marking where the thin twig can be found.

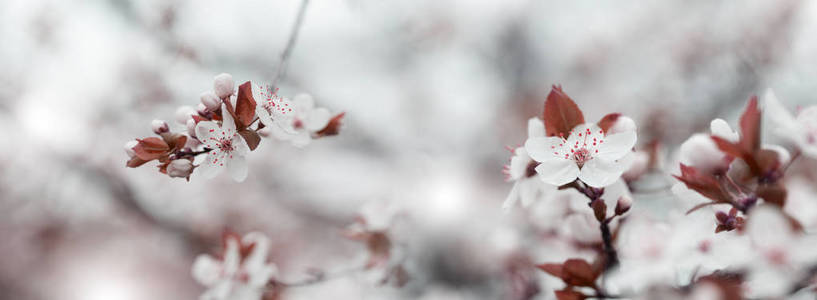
[271,0,310,90]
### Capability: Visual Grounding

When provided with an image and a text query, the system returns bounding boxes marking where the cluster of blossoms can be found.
[189,200,407,300]
[502,86,817,299]
[124,73,344,182]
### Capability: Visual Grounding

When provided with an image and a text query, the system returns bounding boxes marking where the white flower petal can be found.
[231,134,250,156]
[191,255,222,286]
[525,137,565,162]
[527,118,545,138]
[222,237,240,275]
[256,104,274,127]
[578,158,626,188]
[517,178,540,207]
[293,94,315,112]
[565,123,601,146]
[304,107,331,131]
[195,121,220,148]
[221,104,237,135]
[710,118,739,143]
[507,147,529,180]
[198,151,225,179]
[597,130,636,161]
[502,182,520,211]
[228,156,248,182]
[534,158,579,186]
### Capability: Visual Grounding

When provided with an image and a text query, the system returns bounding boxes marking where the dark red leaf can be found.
[536,263,564,279]
[554,289,586,300]
[562,259,597,287]
[126,156,149,168]
[316,112,345,137]
[673,164,732,205]
[238,129,261,151]
[756,183,786,207]
[543,85,585,137]
[592,200,607,222]
[738,96,760,153]
[234,81,257,128]
[132,137,170,161]
[597,113,621,134]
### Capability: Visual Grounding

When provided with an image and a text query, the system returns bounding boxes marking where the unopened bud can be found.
[186,119,197,139]
[615,196,632,215]
[175,106,196,125]
[124,140,138,158]
[608,116,636,135]
[151,119,169,134]
[200,91,221,111]
[197,103,209,116]
[167,159,194,178]
[213,73,235,99]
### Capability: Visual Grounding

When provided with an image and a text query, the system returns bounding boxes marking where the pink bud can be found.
[213,73,235,99]
[175,106,196,125]
[615,196,632,215]
[186,119,197,138]
[200,91,221,111]
[124,140,138,158]
[167,159,194,178]
[151,119,169,134]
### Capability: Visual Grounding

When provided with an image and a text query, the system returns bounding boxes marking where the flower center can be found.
[572,148,592,167]
[258,85,293,117]
[293,118,304,129]
[217,138,234,152]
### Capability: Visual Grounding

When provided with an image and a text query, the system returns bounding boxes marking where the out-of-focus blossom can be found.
[525,123,637,187]
[502,118,550,210]
[195,104,250,181]
[175,105,197,125]
[192,232,277,300]
[679,119,737,174]
[763,89,817,158]
[124,140,138,158]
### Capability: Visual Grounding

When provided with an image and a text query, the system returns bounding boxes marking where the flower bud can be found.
[186,119,197,139]
[608,116,636,135]
[200,91,221,111]
[151,119,169,134]
[167,159,194,178]
[175,106,196,125]
[197,103,209,116]
[213,73,235,99]
[679,134,729,174]
[615,195,632,215]
[124,140,138,158]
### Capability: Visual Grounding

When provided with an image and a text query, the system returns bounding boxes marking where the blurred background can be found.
[1,0,816,299]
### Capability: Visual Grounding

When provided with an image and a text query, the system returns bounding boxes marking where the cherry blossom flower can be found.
[525,123,636,187]
[502,118,551,210]
[195,104,250,182]
[763,89,817,158]
[678,119,738,174]
[255,88,331,147]
[192,232,277,300]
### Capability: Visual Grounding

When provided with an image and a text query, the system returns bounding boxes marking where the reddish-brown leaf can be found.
[592,200,607,222]
[126,156,149,168]
[316,112,345,137]
[536,263,564,279]
[132,137,170,161]
[238,129,261,151]
[562,259,597,287]
[738,96,760,153]
[674,164,732,205]
[756,183,786,208]
[554,289,586,300]
[597,113,621,134]
[543,85,585,137]
[234,81,257,128]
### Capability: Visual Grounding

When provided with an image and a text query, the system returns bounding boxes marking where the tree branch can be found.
[271,0,310,90]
